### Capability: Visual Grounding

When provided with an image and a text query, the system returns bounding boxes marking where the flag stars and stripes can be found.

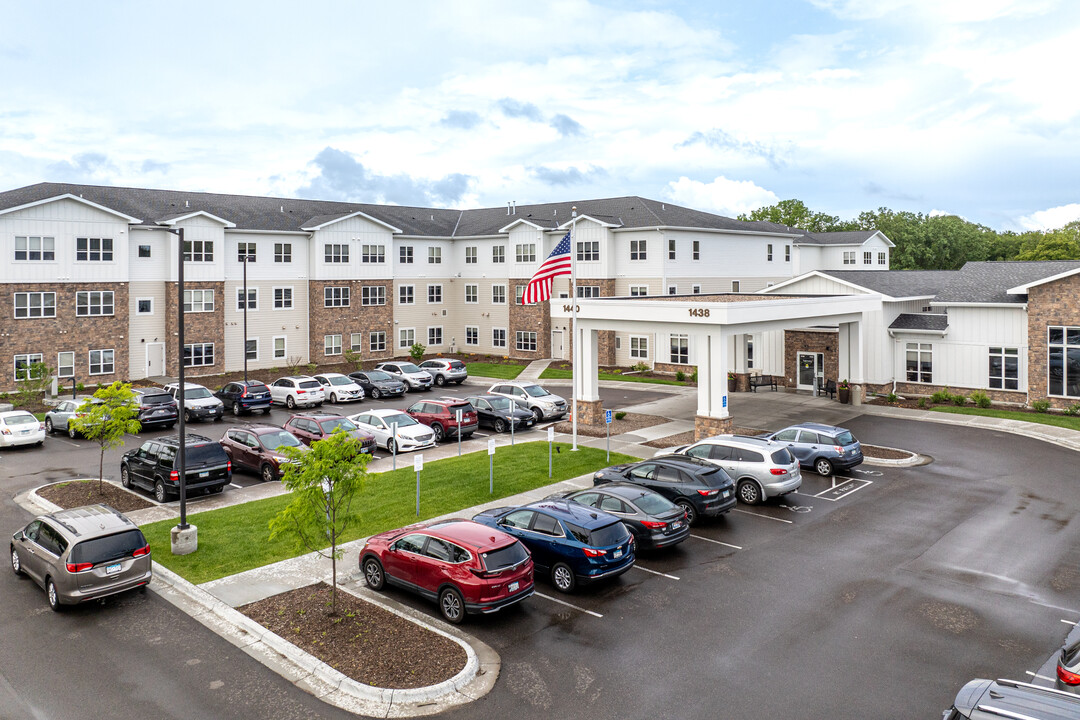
[522,232,572,305]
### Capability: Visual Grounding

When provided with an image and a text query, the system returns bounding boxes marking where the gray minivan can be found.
[11,504,152,611]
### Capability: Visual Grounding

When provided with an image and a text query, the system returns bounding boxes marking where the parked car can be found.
[347,408,435,453]
[418,358,468,386]
[1058,638,1080,693]
[282,412,377,455]
[44,397,100,438]
[655,434,802,505]
[463,394,535,433]
[131,388,179,430]
[347,370,407,400]
[269,376,325,409]
[594,456,736,525]
[220,425,308,482]
[472,499,634,593]
[10,504,152,611]
[549,483,690,550]
[120,434,231,503]
[765,422,863,476]
[945,678,1080,719]
[313,373,365,404]
[359,519,534,624]
[163,382,225,423]
[374,362,433,392]
[0,410,46,448]
[486,381,567,423]
[405,398,478,442]
[215,380,273,416]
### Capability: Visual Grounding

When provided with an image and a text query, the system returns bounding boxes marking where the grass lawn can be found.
[931,405,1080,431]
[142,443,637,584]
[466,362,525,379]
[539,367,689,387]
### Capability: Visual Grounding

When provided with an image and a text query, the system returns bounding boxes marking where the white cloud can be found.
[1019,203,1080,230]
[807,0,1059,23]
[663,176,779,218]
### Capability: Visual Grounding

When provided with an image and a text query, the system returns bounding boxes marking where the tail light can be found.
[133,545,151,558]
[697,489,719,497]
[241,387,248,398]
[834,446,844,455]
[770,468,788,475]
[66,561,94,573]
[169,470,179,483]
[0,429,9,435]
[641,520,667,529]
[469,567,505,578]
[297,389,306,394]
[226,460,232,472]
[582,547,605,557]
[1058,663,1080,686]
[39,422,46,431]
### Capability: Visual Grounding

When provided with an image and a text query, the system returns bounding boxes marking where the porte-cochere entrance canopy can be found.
[550,293,878,440]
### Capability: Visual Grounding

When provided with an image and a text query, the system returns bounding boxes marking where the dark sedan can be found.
[549,482,690,550]
[348,370,408,400]
[463,394,535,433]
[593,456,736,526]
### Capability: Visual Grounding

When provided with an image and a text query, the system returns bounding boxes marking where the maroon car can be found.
[220,425,308,482]
[359,519,534,624]
[282,413,377,455]
[405,399,478,442]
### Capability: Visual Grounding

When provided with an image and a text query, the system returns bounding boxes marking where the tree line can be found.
[738,199,1080,270]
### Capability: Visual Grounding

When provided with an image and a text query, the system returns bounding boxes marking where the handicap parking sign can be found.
[605,409,613,424]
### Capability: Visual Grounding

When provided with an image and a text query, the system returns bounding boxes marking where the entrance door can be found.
[146,343,165,377]
[797,352,824,391]
[551,330,565,360]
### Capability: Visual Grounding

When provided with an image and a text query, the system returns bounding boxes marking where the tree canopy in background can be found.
[741,200,1080,270]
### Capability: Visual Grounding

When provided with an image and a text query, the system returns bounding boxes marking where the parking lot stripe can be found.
[1025,671,1056,684]
[229,483,242,489]
[733,508,794,524]
[633,565,680,581]
[534,591,603,618]
[55,438,81,448]
[1062,619,1078,626]
[689,534,742,550]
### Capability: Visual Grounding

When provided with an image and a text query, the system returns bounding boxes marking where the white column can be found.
[838,323,851,381]
[697,333,712,417]
[733,334,747,373]
[696,332,730,418]
[576,324,600,402]
[839,320,864,384]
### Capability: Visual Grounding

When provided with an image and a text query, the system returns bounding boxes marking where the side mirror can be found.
[14,530,24,541]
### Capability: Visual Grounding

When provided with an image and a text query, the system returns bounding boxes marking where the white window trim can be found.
[361,285,387,306]
[324,286,350,308]
[492,284,507,304]
[692,284,701,294]
[272,335,287,360]
[629,335,649,359]
[76,237,116,264]
[399,327,416,349]
[184,343,215,367]
[629,285,648,297]
[237,242,258,263]
[245,337,260,362]
[465,325,479,346]
[361,244,386,263]
[57,351,75,378]
[630,239,648,261]
[14,353,44,381]
[492,327,508,348]
[14,235,56,263]
[184,289,215,313]
[464,284,478,304]
[76,290,116,317]
[369,331,387,352]
[427,284,443,304]
[135,297,154,315]
[14,291,57,319]
[235,287,259,312]
[399,285,415,305]
[324,334,343,356]
[731,281,740,293]
[427,326,444,346]
[349,333,363,352]
[274,242,293,263]
[272,286,294,310]
[668,285,677,295]
[515,330,538,352]
[88,348,115,376]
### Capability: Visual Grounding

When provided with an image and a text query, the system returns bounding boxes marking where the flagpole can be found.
[570,206,579,452]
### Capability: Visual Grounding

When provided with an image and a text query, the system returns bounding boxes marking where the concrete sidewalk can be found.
[515,358,553,382]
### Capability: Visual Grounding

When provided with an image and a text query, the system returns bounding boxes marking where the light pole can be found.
[242,253,254,382]
[165,226,196,554]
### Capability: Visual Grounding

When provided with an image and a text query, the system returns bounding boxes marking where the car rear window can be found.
[183,444,229,465]
[481,541,529,571]
[299,380,321,389]
[247,383,269,392]
[70,529,147,565]
[586,522,630,548]
[448,403,473,414]
[141,393,173,405]
[771,448,795,464]
[449,361,465,369]
[834,430,856,445]
[5,414,37,426]
[633,492,677,515]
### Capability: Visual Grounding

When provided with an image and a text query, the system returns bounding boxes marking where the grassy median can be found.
[142,442,637,584]
[930,405,1080,431]
[464,362,525,379]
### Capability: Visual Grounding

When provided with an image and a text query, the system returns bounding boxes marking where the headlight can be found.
[272,455,289,463]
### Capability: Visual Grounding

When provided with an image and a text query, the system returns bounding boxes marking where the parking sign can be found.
[414,454,423,472]
[605,409,613,424]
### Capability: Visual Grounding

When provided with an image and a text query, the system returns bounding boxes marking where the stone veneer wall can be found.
[562,279,616,365]
[508,278,551,360]
[574,398,606,426]
[890,382,1027,405]
[166,281,224,377]
[308,280,394,365]
[782,330,839,389]
[1027,274,1080,409]
[0,282,131,392]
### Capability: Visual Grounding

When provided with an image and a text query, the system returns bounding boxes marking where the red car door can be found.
[413,537,456,595]
[383,533,424,588]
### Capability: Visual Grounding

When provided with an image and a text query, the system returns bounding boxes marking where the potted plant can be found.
[838,379,851,404]
[728,371,737,393]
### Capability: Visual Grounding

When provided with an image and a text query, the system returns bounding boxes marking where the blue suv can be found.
[473,500,634,593]
[765,422,863,476]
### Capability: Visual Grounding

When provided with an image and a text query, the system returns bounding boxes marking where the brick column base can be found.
[733,373,751,392]
[574,399,606,426]
[695,414,734,441]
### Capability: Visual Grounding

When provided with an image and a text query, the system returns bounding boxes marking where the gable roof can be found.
[888,313,949,333]
[0,192,142,223]
[300,210,403,233]
[933,261,1080,304]
[156,210,236,227]
[766,269,954,299]
[795,230,893,247]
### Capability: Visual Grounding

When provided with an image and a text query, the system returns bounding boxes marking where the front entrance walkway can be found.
[517,358,553,382]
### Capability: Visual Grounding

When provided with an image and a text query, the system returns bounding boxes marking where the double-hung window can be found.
[274,243,292,263]
[630,336,649,359]
[670,334,689,364]
[988,347,1019,391]
[668,238,676,260]
[325,244,349,263]
[237,242,257,262]
[236,288,257,311]
[362,244,385,263]
[493,328,507,348]
[465,284,478,303]
[905,342,933,383]
[427,285,442,304]
[630,239,647,261]
[515,244,536,263]
[14,353,44,381]
[428,247,442,264]
[399,246,414,264]
[183,240,213,262]
[843,251,856,265]
[516,331,537,351]
[492,246,505,263]
[492,285,507,304]
[399,285,414,304]
[465,246,477,264]
[399,328,415,349]
[576,241,599,261]
[361,286,386,306]
[324,287,350,307]
[184,343,214,367]
[89,349,115,375]
[76,291,115,316]
[369,331,387,352]
[14,292,56,318]
[465,326,478,345]
[273,287,293,309]
[428,327,443,345]
[183,289,214,312]
[77,237,113,262]
[325,334,342,356]
[15,236,55,261]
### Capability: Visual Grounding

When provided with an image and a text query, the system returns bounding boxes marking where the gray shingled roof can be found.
[797,230,882,246]
[933,261,1080,304]
[889,313,949,332]
[0,182,794,238]
[817,270,956,298]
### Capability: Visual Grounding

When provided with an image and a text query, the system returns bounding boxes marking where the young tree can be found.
[70,382,142,494]
[15,361,54,409]
[269,430,369,615]
[410,342,427,364]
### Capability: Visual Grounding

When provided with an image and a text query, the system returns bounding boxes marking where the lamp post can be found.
[242,253,254,382]
[165,226,196,554]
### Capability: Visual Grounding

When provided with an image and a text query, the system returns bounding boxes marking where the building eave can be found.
[0,193,142,223]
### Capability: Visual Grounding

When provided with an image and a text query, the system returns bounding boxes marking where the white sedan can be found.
[313,373,365,404]
[0,411,46,448]
[347,409,435,453]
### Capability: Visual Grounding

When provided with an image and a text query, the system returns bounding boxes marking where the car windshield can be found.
[631,492,677,515]
[487,397,514,411]
[834,430,856,445]
[319,418,358,433]
[382,413,418,427]
[5,414,37,426]
[587,522,630,547]
[327,376,353,386]
[70,529,147,565]
[184,387,213,399]
[771,448,795,464]
[299,380,322,389]
[523,385,550,398]
[367,371,392,382]
[259,431,303,450]
[398,363,422,373]
[481,541,529,571]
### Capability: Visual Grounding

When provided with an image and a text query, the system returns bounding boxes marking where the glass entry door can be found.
[797,352,824,391]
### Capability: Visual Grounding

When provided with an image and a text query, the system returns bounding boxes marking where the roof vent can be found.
[185,200,189,208]
[507,202,511,216]
[662,203,665,210]
[431,214,434,221]
[280,205,284,213]
[512,201,516,214]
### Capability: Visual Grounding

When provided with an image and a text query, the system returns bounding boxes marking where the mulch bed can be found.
[546,361,696,385]
[553,412,669,438]
[240,582,467,689]
[38,479,154,513]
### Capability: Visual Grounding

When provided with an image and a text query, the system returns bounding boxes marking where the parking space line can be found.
[534,591,603,618]
[229,483,242,489]
[689,534,742,550]
[733,508,794,524]
[1025,671,1056,684]
[1063,619,1077,626]
[814,478,854,496]
[633,565,680,581]
[54,438,81,448]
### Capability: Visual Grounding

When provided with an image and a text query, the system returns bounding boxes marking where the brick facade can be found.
[782,330,839,389]
[1027,274,1080,409]
[508,278,550,360]
[888,381,1027,405]
[166,281,224,377]
[574,398,606,426]
[563,279,616,365]
[308,280,394,365]
[695,414,733,441]
[0,282,130,392]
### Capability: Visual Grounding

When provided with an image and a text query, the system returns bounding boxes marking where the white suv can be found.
[163,382,225,423]
[486,381,568,423]
[312,373,365,404]
[269,376,326,409]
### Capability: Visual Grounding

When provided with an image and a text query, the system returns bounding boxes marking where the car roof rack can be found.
[994,679,1080,701]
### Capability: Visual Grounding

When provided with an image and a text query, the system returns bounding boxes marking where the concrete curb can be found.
[150,562,498,718]
[862,452,925,467]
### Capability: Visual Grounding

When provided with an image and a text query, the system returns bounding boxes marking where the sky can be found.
[2,0,1078,232]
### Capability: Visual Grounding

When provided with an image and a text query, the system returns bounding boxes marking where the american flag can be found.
[522,232,572,304]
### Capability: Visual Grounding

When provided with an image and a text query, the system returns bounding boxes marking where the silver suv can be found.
[10,504,152,611]
[163,382,225,423]
[487,381,568,423]
[419,359,468,386]
[654,435,801,505]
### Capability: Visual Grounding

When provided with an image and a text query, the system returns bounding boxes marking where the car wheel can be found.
[435,375,446,387]
[184,409,192,423]
[676,500,697,526]
[261,464,277,483]
[45,418,54,434]
[68,424,77,439]
[494,418,506,433]
[551,563,576,593]
[532,408,544,424]
[738,480,762,505]
[263,407,272,415]
[232,401,242,416]
[815,457,834,477]
[439,587,465,624]
[370,388,381,400]
[362,557,385,590]
[455,380,465,385]
[11,546,22,576]
[386,438,396,454]
[286,395,296,410]
[462,433,473,440]
[431,423,445,442]
[330,393,338,404]
[121,466,132,489]
[46,577,62,612]
[154,479,168,504]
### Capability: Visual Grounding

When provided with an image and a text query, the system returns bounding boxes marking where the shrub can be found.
[15,361,53,407]
[306,363,318,374]
[76,382,85,392]
[632,362,650,373]
[930,388,951,404]
[969,390,992,408]
[343,350,363,370]
[615,411,627,420]
[1031,399,1051,413]
[675,371,686,382]
[610,369,622,375]
[410,343,427,363]
[1065,404,1080,416]
[950,393,967,406]
[885,392,898,403]
[691,370,698,383]
[916,397,928,409]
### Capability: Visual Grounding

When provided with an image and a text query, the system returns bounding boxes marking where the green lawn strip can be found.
[539,367,688,387]
[930,405,1080,431]
[142,443,637,585]
[465,362,525,379]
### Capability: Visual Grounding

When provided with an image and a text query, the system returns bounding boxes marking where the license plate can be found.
[722,490,730,498]
[106,563,121,575]
[199,471,209,478]
[613,549,622,559]
[670,521,682,530]
[508,581,519,592]
[154,410,167,416]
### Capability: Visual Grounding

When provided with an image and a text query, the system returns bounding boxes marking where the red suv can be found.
[405,399,478,442]
[282,413,377,455]
[220,425,308,482]
[360,519,534,624]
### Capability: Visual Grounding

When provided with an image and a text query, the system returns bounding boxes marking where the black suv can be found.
[131,388,179,430]
[946,678,1080,719]
[120,434,232,503]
